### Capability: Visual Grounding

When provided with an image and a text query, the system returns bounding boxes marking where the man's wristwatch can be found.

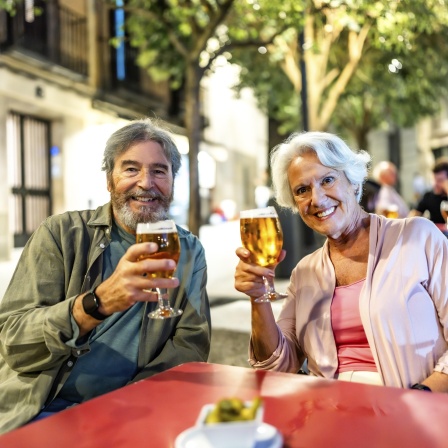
[410,383,432,392]
[82,288,108,321]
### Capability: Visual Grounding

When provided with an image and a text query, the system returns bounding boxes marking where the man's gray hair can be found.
[270,131,371,210]
[102,118,182,178]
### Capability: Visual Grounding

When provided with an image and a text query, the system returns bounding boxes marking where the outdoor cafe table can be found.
[1,361,447,447]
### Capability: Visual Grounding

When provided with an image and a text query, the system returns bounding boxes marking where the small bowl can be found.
[195,401,264,448]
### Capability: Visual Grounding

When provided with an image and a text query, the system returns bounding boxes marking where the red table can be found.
[1,362,447,447]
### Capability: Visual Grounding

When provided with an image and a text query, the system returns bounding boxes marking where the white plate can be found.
[175,422,283,448]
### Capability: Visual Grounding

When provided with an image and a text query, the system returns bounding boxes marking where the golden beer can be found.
[240,217,283,267]
[384,205,399,219]
[136,231,180,278]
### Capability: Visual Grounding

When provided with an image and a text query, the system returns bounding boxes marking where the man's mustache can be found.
[125,189,165,201]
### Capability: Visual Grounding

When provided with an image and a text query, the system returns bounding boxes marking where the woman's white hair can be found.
[270,131,371,210]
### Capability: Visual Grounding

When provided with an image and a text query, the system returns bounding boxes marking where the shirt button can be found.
[67,361,74,367]
[100,243,105,249]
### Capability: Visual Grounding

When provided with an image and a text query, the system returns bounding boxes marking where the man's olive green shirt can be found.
[0,203,211,434]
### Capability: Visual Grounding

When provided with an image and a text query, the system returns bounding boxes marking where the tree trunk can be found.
[185,62,202,236]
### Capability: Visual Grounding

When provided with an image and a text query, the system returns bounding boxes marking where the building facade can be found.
[0,0,269,261]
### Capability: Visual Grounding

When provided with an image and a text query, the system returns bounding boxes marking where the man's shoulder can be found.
[45,204,110,228]
[421,190,438,200]
[176,225,205,253]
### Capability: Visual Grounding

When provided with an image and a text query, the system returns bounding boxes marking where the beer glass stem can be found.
[148,288,183,319]
[253,276,288,303]
[157,288,170,311]
[263,276,275,297]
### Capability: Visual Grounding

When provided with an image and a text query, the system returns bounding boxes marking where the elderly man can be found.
[0,118,211,434]
[373,161,409,218]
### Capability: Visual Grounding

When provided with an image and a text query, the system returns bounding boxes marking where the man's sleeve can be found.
[0,222,75,372]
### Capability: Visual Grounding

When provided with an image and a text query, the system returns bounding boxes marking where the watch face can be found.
[82,292,99,315]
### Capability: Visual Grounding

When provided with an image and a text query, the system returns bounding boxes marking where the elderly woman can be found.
[235,131,448,391]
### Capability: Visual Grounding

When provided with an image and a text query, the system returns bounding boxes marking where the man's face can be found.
[108,141,174,234]
[433,171,448,195]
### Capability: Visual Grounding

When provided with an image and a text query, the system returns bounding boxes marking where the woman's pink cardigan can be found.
[250,215,448,388]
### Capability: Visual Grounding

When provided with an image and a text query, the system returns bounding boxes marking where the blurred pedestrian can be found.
[373,161,409,218]
[409,157,448,233]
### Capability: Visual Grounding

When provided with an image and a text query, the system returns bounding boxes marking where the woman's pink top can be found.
[331,279,377,373]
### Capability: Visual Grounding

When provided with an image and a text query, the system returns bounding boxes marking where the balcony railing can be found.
[1,2,88,77]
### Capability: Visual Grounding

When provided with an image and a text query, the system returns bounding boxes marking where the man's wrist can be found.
[410,383,432,392]
[82,288,109,321]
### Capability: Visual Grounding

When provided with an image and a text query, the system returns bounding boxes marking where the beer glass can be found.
[136,220,182,319]
[441,200,448,230]
[384,204,399,219]
[240,207,287,302]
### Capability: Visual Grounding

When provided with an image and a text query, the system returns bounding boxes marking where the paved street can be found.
[0,221,289,368]
[200,220,287,367]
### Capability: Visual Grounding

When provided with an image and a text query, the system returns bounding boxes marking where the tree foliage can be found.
[0,0,42,16]
[0,0,17,14]
[232,0,448,149]
[109,0,304,234]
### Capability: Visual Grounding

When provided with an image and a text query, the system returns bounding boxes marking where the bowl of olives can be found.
[194,397,264,448]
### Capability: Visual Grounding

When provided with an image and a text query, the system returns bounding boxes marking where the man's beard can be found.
[110,188,173,232]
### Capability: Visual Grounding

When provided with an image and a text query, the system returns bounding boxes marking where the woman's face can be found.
[287,151,361,240]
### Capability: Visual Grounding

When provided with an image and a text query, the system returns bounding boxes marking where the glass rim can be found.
[240,206,278,219]
[136,220,177,233]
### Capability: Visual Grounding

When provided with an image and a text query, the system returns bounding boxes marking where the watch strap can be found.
[82,288,108,321]
[410,383,432,392]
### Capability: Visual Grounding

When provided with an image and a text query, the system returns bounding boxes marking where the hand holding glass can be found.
[240,207,287,302]
[136,220,182,319]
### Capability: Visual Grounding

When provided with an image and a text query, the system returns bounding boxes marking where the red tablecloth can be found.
[1,362,447,447]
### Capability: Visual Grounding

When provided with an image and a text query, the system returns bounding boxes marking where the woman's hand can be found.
[234,247,285,361]
[234,247,286,300]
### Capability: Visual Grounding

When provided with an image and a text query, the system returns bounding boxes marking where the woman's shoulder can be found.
[375,214,445,244]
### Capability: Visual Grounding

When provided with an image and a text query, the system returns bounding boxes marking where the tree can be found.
[232,0,448,149]
[332,26,448,149]
[111,0,303,235]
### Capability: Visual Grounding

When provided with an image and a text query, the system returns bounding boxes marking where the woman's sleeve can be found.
[248,276,305,373]
[425,227,448,373]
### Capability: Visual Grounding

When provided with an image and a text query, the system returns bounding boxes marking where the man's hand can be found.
[73,242,180,335]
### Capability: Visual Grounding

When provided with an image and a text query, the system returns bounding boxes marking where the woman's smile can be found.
[315,206,336,219]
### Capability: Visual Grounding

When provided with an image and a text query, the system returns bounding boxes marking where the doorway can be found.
[7,112,52,247]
